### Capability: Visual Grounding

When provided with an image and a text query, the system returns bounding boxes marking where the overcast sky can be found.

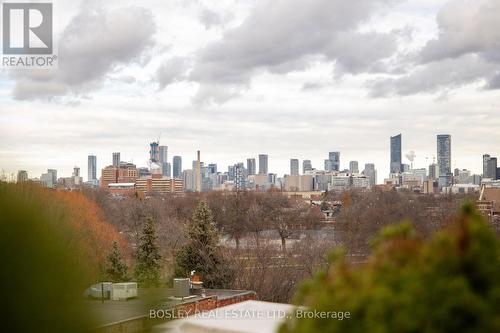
[1,0,499,183]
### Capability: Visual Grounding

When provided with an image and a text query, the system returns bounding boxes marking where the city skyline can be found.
[7,131,498,185]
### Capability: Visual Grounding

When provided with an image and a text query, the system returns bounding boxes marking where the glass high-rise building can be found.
[363,163,377,187]
[428,163,438,180]
[302,160,312,173]
[290,159,299,176]
[208,163,217,174]
[88,155,97,182]
[112,152,120,167]
[349,161,359,174]
[483,154,491,177]
[173,156,182,179]
[247,158,256,176]
[234,163,246,190]
[159,146,169,176]
[259,154,268,175]
[486,157,498,179]
[390,134,402,174]
[159,146,168,164]
[483,154,498,179]
[328,152,340,171]
[437,134,451,176]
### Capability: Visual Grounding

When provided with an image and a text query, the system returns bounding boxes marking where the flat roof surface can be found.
[85,288,254,327]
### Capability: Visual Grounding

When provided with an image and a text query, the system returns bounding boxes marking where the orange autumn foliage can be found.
[5,183,128,282]
[53,190,129,277]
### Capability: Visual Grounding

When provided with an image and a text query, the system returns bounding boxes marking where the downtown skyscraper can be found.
[349,161,359,174]
[112,152,120,167]
[437,134,451,176]
[483,154,498,180]
[290,159,299,176]
[247,158,256,176]
[173,156,182,179]
[88,155,97,182]
[325,152,340,172]
[390,134,402,174]
[302,160,312,174]
[259,154,268,175]
[159,146,170,177]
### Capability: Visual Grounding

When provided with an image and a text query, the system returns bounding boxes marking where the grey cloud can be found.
[301,82,329,91]
[198,8,227,30]
[486,72,500,90]
[12,79,68,101]
[113,75,136,84]
[368,54,496,97]
[191,84,246,106]
[156,56,191,89]
[187,0,401,103]
[420,0,500,63]
[372,0,500,97]
[11,6,156,100]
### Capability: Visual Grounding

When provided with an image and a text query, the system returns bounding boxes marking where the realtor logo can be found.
[2,1,56,68]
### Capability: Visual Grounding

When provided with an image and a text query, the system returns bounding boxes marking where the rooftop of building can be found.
[87,287,256,330]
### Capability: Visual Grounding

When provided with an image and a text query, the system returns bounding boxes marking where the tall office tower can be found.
[173,156,182,179]
[208,163,217,174]
[390,134,402,174]
[159,146,168,163]
[195,150,202,192]
[149,141,160,163]
[183,169,195,191]
[290,159,299,176]
[247,158,256,176]
[437,134,451,176]
[162,162,171,177]
[302,160,312,173]
[486,157,498,179]
[324,159,334,172]
[363,163,377,187]
[428,163,438,180]
[234,163,246,190]
[112,152,120,167]
[328,152,340,171]
[47,169,57,185]
[17,170,28,183]
[159,145,169,176]
[88,155,97,182]
[349,161,359,174]
[259,154,268,175]
[483,154,491,177]
[227,165,236,181]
